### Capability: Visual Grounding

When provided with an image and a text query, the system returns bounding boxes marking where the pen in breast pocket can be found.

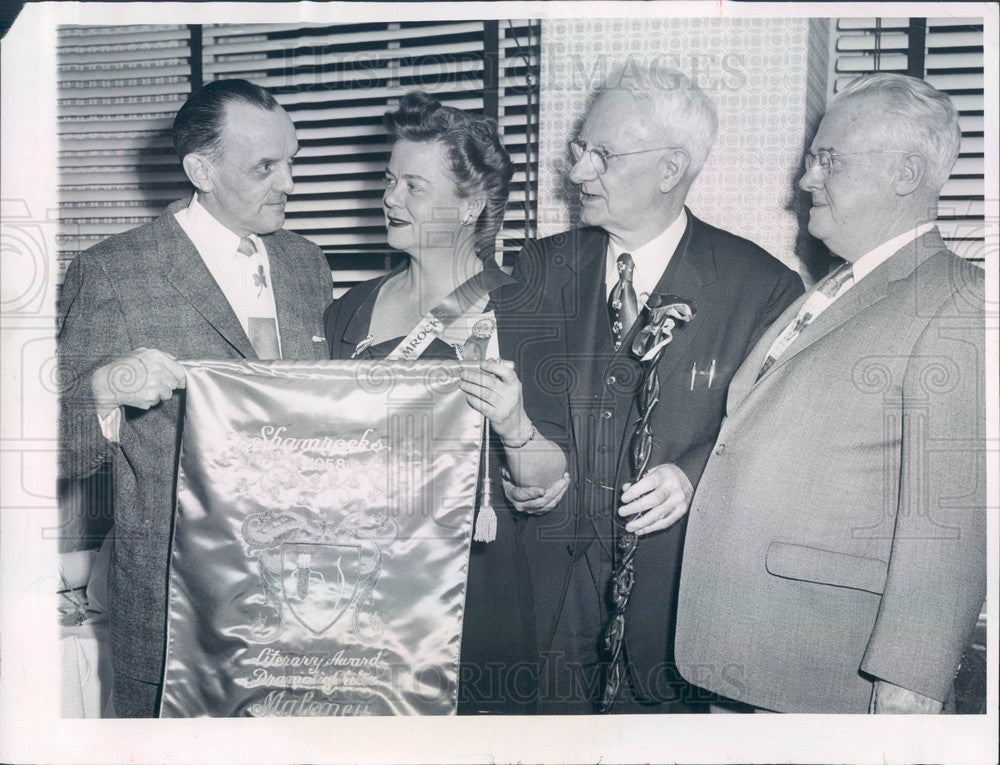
[690,362,697,391]
[708,358,716,388]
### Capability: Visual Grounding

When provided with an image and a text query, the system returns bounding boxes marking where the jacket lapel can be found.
[628,210,716,381]
[563,229,612,424]
[160,206,257,358]
[266,235,322,360]
[755,230,945,382]
[611,210,715,485]
[726,292,804,409]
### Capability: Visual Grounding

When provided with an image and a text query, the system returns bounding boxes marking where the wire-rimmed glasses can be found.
[568,139,682,175]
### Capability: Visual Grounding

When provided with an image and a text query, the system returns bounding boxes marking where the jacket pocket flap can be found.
[765,541,887,595]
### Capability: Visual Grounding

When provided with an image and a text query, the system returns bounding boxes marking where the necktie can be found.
[237,237,256,257]
[608,252,639,351]
[237,237,281,360]
[248,317,281,360]
[758,262,854,380]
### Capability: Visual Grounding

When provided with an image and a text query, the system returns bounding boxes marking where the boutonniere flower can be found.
[631,295,695,362]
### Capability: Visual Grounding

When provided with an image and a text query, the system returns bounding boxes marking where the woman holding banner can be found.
[324,91,568,714]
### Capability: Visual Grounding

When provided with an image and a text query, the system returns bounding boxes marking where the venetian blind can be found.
[56,25,194,281]
[56,22,540,292]
[201,20,540,294]
[830,17,986,264]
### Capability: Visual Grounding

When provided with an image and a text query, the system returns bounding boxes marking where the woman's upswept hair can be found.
[384,91,514,261]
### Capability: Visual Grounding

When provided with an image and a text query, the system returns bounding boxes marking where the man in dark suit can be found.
[58,80,332,717]
[508,66,803,713]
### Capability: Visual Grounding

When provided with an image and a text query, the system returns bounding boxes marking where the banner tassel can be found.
[473,418,497,543]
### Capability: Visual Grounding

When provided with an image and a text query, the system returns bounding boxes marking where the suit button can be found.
[601,410,613,420]
[606,375,617,386]
[597,445,607,454]
[714,443,726,455]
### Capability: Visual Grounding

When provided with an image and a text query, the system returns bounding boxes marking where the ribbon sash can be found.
[160,359,484,716]
[385,267,513,360]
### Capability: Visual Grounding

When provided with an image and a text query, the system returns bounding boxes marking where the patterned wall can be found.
[537,17,812,275]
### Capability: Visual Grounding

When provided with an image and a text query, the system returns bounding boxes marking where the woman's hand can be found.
[458,359,531,443]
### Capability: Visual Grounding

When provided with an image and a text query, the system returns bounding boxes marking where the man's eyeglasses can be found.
[803,149,910,181]
[568,140,681,175]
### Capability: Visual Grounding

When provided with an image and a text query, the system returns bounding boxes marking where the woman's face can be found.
[383,139,472,256]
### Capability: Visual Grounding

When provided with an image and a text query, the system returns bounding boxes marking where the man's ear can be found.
[893,152,926,196]
[182,154,214,194]
[658,148,691,194]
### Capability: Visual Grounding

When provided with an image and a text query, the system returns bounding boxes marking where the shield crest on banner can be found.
[280,542,362,635]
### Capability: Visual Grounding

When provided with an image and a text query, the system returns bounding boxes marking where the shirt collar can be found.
[851,222,936,282]
[175,193,261,259]
[606,211,688,302]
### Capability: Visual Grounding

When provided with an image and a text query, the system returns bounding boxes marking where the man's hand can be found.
[869,680,943,714]
[500,470,569,515]
[619,462,693,536]
[90,348,186,415]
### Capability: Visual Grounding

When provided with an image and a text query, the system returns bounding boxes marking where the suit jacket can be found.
[512,209,804,702]
[58,200,332,688]
[674,229,986,712]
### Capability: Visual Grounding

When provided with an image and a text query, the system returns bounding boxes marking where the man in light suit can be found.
[58,80,332,717]
[509,65,803,713]
[674,73,986,713]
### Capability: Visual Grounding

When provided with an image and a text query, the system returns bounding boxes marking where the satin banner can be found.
[160,360,484,717]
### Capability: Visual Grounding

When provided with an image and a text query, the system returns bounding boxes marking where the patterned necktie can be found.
[608,252,639,351]
[248,317,281,359]
[757,262,854,380]
[237,237,281,360]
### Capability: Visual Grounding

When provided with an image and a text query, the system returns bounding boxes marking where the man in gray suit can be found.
[674,73,986,713]
[58,80,332,717]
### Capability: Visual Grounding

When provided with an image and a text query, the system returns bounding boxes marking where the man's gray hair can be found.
[836,72,961,192]
[595,62,719,177]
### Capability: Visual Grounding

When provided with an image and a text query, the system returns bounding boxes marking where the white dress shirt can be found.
[847,222,936,287]
[99,194,283,441]
[174,193,281,345]
[605,211,688,306]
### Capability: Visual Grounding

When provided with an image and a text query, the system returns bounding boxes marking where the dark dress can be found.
[323,266,568,714]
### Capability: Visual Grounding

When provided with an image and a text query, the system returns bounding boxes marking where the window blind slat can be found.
[59,82,192,98]
[835,31,909,51]
[835,52,910,72]
[59,26,192,46]
[836,18,910,29]
[925,51,985,69]
[59,117,176,135]
[926,18,982,28]
[59,63,192,82]
[924,72,984,92]
[940,178,983,197]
